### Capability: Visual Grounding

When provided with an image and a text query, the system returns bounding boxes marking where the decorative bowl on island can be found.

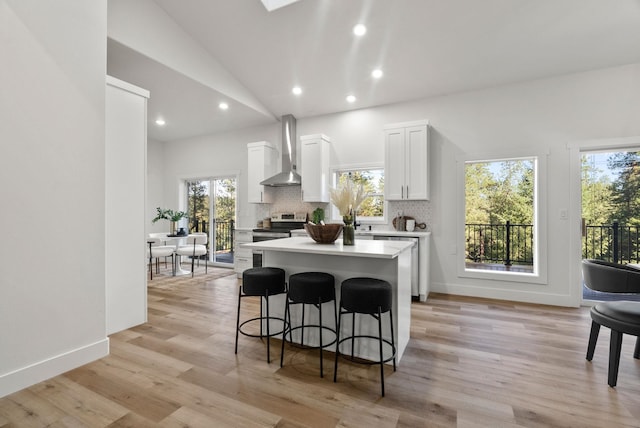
[304,223,343,244]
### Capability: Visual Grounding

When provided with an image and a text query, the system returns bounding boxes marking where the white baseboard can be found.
[430,281,577,307]
[0,338,109,398]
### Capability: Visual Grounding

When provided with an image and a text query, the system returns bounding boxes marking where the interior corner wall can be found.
[0,0,108,397]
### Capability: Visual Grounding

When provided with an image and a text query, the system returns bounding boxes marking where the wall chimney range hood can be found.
[260,114,302,186]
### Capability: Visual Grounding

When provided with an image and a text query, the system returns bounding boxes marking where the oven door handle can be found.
[252,233,290,239]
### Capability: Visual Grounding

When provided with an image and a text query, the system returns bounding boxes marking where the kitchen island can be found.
[242,236,414,363]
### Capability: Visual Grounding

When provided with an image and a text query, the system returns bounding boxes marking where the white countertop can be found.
[242,236,414,259]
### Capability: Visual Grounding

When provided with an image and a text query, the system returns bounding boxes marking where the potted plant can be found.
[152,207,188,235]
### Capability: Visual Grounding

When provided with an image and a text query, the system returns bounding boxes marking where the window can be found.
[185,177,237,265]
[331,167,385,222]
[458,153,547,284]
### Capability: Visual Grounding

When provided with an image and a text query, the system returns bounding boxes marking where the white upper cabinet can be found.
[247,141,277,203]
[301,134,331,202]
[384,120,429,200]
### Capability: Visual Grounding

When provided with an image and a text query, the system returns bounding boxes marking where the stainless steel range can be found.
[252,212,307,267]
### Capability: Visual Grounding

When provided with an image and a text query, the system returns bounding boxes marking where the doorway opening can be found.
[186,177,237,266]
[581,149,640,302]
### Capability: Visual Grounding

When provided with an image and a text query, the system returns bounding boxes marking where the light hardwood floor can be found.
[1,267,640,427]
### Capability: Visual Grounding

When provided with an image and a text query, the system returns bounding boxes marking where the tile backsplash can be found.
[254,186,431,230]
[387,200,432,229]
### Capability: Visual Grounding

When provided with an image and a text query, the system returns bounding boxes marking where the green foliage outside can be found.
[187,179,237,228]
[186,179,236,252]
[465,159,534,265]
[465,160,534,225]
[187,181,209,231]
[582,151,640,262]
[337,169,384,217]
[461,151,640,265]
[582,151,640,226]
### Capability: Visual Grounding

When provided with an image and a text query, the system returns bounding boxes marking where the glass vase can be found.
[342,216,355,246]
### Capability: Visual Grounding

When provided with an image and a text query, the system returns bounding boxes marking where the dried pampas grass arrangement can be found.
[329,180,367,218]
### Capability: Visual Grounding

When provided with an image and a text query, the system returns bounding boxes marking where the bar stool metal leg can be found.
[235,267,287,364]
[234,285,242,354]
[333,308,342,383]
[280,272,336,377]
[390,307,396,371]
[266,290,271,363]
[334,277,396,396]
[279,297,290,368]
[318,300,323,377]
[377,307,385,396]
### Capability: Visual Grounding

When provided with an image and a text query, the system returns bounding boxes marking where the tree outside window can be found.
[464,158,535,270]
[333,168,384,220]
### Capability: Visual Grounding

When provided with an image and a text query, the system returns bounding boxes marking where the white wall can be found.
[162,123,280,229]
[424,64,640,306]
[147,140,167,233]
[0,0,108,397]
[157,63,640,307]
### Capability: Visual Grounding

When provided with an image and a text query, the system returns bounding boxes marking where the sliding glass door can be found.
[186,177,237,265]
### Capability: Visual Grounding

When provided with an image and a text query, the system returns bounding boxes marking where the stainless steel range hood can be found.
[260,114,302,186]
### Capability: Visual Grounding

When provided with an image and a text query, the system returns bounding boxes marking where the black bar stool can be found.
[235,267,287,363]
[280,272,337,377]
[333,277,396,396]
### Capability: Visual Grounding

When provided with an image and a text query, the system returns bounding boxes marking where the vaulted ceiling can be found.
[106,0,640,142]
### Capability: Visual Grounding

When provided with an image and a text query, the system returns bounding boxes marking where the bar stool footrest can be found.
[336,335,397,365]
[284,324,338,349]
[238,316,288,339]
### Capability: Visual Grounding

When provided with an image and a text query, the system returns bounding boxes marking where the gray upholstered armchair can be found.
[582,259,640,387]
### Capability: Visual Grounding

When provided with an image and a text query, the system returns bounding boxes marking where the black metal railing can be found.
[215,220,234,252]
[467,221,640,267]
[583,222,640,264]
[465,222,534,266]
[189,219,235,252]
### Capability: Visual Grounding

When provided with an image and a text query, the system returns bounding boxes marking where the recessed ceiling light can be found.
[219,102,229,110]
[155,118,165,126]
[353,24,367,36]
[292,86,302,95]
[372,69,383,79]
[346,95,356,103]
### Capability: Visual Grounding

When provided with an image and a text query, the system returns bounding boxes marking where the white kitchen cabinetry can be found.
[384,120,429,200]
[292,228,429,301]
[234,228,253,278]
[247,141,277,203]
[105,76,148,335]
[300,134,331,202]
